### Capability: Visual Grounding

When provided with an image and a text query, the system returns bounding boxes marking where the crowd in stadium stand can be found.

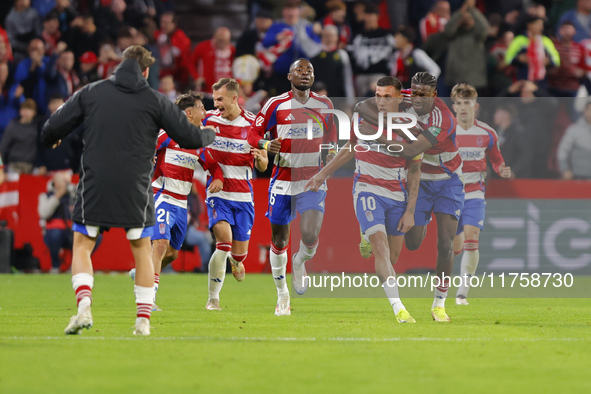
[0,0,591,180]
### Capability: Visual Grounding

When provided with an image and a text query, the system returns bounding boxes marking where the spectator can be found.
[0,25,14,63]
[322,0,351,49]
[38,171,75,273]
[116,26,137,55]
[349,5,395,96]
[348,1,367,37]
[556,0,591,43]
[65,13,107,60]
[557,101,591,179]
[158,74,176,102]
[444,0,489,93]
[419,0,450,42]
[236,9,273,58]
[488,28,516,95]
[41,12,62,56]
[391,26,440,89]
[93,0,131,41]
[311,25,354,98]
[548,21,586,98]
[0,98,39,174]
[500,79,557,178]
[97,41,120,79]
[505,14,560,83]
[78,51,99,87]
[12,38,52,114]
[47,49,79,99]
[36,95,76,174]
[5,0,42,61]
[262,0,321,94]
[155,11,191,87]
[32,0,56,18]
[0,62,25,136]
[191,27,235,95]
[53,0,78,36]
[492,102,532,178]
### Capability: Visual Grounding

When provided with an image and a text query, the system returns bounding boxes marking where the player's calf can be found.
[229,252,246,282]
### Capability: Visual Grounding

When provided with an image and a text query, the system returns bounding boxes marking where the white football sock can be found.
[72,273,94,315]
[382,280,404,315]
[433,278,450,308]
[208,243,231,300]
[457,240,479,298]
[270,244,288,296]
[293,239,318,269]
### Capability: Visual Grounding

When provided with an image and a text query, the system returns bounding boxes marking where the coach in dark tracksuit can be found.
[41,45,216,336]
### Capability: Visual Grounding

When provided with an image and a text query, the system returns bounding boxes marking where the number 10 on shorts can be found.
[360,196,376,211]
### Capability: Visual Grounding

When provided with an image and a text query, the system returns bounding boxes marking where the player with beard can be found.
[305,76,422,323]
[247,58,336,315]
[357,71,462,322]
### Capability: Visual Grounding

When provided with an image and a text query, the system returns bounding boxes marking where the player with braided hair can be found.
[357,71,463,322]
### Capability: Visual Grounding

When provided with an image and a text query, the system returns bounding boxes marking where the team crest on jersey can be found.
[241,128,248,139]
[365,210,374,222]
[476,136,484,146]
[213,209,218,219]
[159,223,165,234]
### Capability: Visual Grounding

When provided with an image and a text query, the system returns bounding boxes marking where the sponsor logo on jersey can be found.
[428,126,441,137]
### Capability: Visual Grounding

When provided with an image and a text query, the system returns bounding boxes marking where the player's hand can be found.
[208,179,223,193]
[52,139,62,149]
[499,163,512,179]
[397,210,415,233]
[305,173,326,193]
[251,148,264,160]
[326,151,336,164]
[268,138,282,154]
[152,155,157,165]
[563,169,574,180]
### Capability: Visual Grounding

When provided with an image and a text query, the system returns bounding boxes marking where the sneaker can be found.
[129,268,136,280]
[275,295,291,316]
[64,305,93,335]
[152,303,163,311]
[455,295,469,306]
[133,317,151,336]
[231,261,245,282]
[292,253,308,295]
[431,307,451,322]
[358,229,372,259]
[206,299,222,311]
[395,309,416,323]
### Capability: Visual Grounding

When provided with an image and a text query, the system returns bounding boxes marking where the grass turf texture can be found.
[1,274,590,393]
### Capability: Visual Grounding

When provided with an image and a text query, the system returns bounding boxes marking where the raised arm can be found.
[41,87,86,148]
[158,95,216,149]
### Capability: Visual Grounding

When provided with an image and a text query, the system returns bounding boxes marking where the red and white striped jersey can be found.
[353,117,420,201]
[248,91,337,196]
[402,90,462,181]
[456,120,505,200]
[203,108,256,203]
[152,130,222,209]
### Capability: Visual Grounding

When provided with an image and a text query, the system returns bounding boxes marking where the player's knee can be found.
[437,238,454,257]
[404,235,422,251]
[271,237,288,251]
[167,249,179,262]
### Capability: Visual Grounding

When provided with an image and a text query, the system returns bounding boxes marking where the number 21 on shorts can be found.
[156,208,170,225]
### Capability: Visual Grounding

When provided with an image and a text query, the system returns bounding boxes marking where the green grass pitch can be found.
[1,273,590,393]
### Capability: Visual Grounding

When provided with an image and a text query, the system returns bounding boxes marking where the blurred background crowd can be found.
[0,0,590,182]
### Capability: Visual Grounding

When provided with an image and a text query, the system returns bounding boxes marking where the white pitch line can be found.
[1,336,588,342]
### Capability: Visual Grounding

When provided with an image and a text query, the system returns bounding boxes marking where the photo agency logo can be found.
[304,109,419,153]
